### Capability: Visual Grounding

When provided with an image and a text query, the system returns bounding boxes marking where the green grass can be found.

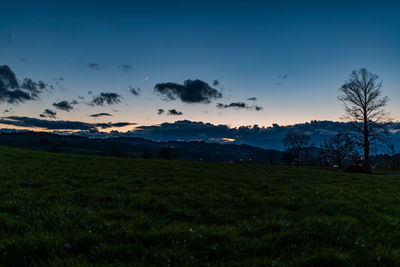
[1,146,400,266]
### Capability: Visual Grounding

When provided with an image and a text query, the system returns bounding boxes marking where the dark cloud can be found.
[217,102,263,111]
[0,116,94,130]
[213,80,219,86]
[130,120,352,151]
[0,65,19,89]
[0,116,135,131]
[154,79,222,104]
[247,97,257,101]
[129,86,141,96]
[120,64,133,72]
[53,100,76,112]
[94,122,136,129]
[0,65,49,104]
[20,78,48,97]
[168,109,183,115]
[89,112,113,117]
[90,92,122,106]
[88,63,100,70]
[217,102,246,109]
[157,109,164,115]
[40,109,57,119]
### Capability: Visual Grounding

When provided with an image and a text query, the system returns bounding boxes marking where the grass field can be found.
[1,146,400,266]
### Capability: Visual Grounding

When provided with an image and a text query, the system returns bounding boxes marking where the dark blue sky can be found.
[1,0,399,130]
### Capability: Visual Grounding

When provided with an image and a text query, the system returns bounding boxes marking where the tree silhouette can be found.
[338,68,389,173]
[321,133,354,168]
[283,131,310,165]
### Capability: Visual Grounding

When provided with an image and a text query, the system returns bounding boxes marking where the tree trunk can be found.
[364,140,371,173]
[363,109,371,173]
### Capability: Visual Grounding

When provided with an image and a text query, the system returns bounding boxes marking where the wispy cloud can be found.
[40,109,57,118]
[129,86,141,96]
[88,63,100,70]
[217,102,263,111]
[120,64,133,72]
[89,112,113,117]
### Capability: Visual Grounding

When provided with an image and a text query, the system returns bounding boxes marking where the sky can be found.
[1,0,399,132]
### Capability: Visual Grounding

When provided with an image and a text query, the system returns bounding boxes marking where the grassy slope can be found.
[1,146,400,266]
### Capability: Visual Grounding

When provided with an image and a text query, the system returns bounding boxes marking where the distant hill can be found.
[0,131,284,164]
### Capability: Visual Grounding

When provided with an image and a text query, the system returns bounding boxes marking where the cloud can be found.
[89,112,113,117]
[217,102,263,111]
[0,116,94,130]
[0,116,135,131]
[94,122,136,129]
[40,109,57,118]
[90,92,122,106]
[120,64,133,72]
[0,65,49,104]
[217,102,246,109]
[88,63,100,70]
[157,109,164,115]
[129,86,141,96]
[154,79,222,104]
[130,120,351,151]
[168,109,183,115]
[52,77,66,90]
[247,97,257,101]
[20,78,48,97]
[53,100,76,112]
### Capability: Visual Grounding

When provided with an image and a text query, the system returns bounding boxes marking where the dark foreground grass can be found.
[1,146,400,266]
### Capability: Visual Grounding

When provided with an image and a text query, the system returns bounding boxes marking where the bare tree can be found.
[338,68,389,173]
[321,133,354,168]
[283,131,310,165]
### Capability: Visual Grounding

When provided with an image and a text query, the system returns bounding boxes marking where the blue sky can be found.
[1,0,399,130]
